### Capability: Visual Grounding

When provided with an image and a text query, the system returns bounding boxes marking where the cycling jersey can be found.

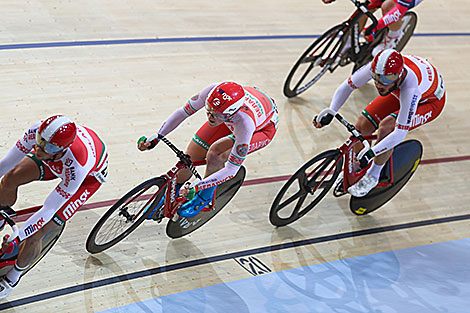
[329,54,445,157]
[0,122,108,240]
[157,83,278,190]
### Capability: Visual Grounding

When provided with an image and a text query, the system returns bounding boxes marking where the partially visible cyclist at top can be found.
[0,115,108,300]
[322,0,423,56]
[138,81,278,218]
[313,49,445,197]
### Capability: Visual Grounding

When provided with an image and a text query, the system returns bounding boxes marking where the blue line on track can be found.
[0,33,469,50]
[1,212,470,310]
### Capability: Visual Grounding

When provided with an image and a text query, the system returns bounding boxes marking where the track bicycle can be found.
[269,113,422,226]
[0,206,65,277]
[283,0,417,98]
[86,135,246,253]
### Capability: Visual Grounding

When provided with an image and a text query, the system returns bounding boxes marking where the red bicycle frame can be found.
[162,159,206,219]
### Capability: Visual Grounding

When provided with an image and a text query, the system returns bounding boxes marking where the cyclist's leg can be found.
[0,156,42,206]
[183,122,232,183]
[353,94,400,159]
[3,176,101,291]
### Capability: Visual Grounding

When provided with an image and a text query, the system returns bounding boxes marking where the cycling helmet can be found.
[205,82,245,121]
[36,115,77,154]
[371,49,404,85]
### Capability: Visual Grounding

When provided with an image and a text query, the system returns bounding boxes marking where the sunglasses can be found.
[36,131,64,154]
[371,71,400,85]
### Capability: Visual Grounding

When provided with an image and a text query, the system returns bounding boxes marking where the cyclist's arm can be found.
[157,83,217,137]
[196,117,254,191]
[17,158,92,241]
[370,86,421,156]
[330,64,372,112]
[0,122,39,177]
[375,2,409,30]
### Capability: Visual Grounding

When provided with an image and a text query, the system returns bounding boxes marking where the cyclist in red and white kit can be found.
[314,49,445,197]
[0,115,108,300]
[139,82,278,218]
[323,0,423,56]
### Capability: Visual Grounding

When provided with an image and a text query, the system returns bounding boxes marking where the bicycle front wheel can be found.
[283,24,347,98]
[86,177,166,253]
[270,150,343,226]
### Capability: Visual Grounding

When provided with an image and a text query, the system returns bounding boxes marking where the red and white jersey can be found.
[0,122,108,215]
[329,54,445,156]
[157,83,278,189]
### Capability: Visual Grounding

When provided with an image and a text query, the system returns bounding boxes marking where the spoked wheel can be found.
[350,140,423,215]
[86,177,166,253]
[395,11,418,52]
[166,166,246,239]
[270,150,343,226]
[0,223,65,277]
[283,24,347,98]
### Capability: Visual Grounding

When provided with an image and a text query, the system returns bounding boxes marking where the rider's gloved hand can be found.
[137,134,159,151]
[313,108,335,128]
[358,148,375,169]
[364,25,376,43]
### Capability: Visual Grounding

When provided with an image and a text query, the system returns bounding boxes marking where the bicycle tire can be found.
[166,166,246,239]
[350,140,423,215]
[394,11,418,52]
[0,223,65,277]
[86,177,166,253]
[270,150,343,226]
[351,11,417,73]
[283,24,347,98]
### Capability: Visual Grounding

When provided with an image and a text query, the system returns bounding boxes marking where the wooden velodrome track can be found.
[0,0,469,311]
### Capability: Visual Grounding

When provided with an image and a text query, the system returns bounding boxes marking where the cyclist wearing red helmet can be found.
[0,115,108,300]
[314,49,445,197]
[139,82,278,218]
[323,0,423,56]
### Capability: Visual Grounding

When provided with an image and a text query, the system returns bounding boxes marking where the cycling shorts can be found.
[361,92,446,130]
[192,121,277,154]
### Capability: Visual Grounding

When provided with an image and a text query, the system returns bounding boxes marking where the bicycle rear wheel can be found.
[270,150,343,226]
[0,223,65,277]
[166,166,246,239]
[283,24,347,98]
[86,177,165,253]
[394,11,418,52]
[350,140,423,215]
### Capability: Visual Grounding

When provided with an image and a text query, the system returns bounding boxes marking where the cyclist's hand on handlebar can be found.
[137,134,159,151]
[358,148,375,169]
[313,108,335,128]
[322,0,336,3]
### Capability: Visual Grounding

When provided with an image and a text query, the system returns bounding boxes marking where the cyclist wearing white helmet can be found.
[0,115,108,300]
[139,82,278,218]
[314,49,445,197]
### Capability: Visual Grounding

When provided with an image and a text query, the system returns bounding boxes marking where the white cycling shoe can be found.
[0,277,15,301]
[348,173,379,197]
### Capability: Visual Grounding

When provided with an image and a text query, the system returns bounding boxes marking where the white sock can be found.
[387,29,402,39]
[367,161,385,180]
[5,263,27,286]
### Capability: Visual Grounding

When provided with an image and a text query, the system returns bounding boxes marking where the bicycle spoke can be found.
[292,193,308,217]
[293,62,315,91]
[277,189,304,211]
